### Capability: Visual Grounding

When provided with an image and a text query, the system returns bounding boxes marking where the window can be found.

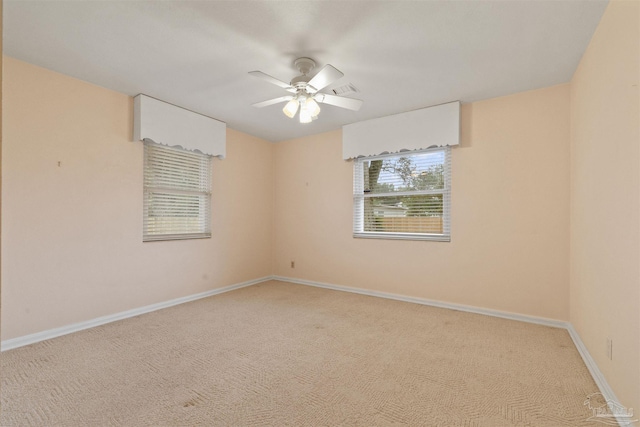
[143,142,212,241]
[353,147,451,241]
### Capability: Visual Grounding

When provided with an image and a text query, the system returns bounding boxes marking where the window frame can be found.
[143,141,212,242]
[352,147,451,242]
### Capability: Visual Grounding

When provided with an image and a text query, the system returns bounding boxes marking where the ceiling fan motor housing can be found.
[291,75,312,90]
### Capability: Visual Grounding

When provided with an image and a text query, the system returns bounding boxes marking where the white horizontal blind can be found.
[143,142,212,241]
[353,147,451,241]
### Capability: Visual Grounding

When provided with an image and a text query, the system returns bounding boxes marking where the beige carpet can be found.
[1,280,602,426]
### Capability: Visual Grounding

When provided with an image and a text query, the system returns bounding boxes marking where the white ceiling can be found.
[4,0,608,142]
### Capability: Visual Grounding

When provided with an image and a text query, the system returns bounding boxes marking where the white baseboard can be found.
[274,275,633,425]
[1,276,272,352]
[272,275,568,328]
[566,324,636,427]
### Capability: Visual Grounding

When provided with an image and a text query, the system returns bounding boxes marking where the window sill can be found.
[353,232,450,242]
[143,233,211,242]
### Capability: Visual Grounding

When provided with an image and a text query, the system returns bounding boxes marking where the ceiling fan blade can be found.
[307,64,344,93]
[249,71,296,93]
[314,93,363,111]
[251,96,293,108]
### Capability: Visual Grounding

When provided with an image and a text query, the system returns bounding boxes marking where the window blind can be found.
[353,147,451,241]
[143,142,212,241]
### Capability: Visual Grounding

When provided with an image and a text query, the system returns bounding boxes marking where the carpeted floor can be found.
[1,280,602,426]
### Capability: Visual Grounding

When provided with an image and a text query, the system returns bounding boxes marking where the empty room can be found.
[1,0,638,426]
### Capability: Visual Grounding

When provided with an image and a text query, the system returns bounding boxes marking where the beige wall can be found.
[274,84,571,321]
[0,0,3,340]
[569,0,639,412]
[1,57,273,340]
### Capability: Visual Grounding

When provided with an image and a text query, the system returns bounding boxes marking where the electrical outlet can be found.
[606,337,613,360]
[291,261,295,268]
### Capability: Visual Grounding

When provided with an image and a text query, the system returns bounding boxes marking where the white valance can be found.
[342,101,460,160]
[133,94,226,158]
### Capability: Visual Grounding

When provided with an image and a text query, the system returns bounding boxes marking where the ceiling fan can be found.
[249,57,363,124]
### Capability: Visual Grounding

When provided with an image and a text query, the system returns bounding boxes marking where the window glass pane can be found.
[353,147,450,240]
[363,195,444,234]
[145,148,210,192]
[362,151,445,194]
[143,143,212,241]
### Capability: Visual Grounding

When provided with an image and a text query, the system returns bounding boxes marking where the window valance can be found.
[342,101,460,160]
[133,94,226,158]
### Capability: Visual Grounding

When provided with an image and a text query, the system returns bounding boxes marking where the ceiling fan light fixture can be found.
[282,98,299,118]
[306,97,321,118]
[299,104,313,124]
